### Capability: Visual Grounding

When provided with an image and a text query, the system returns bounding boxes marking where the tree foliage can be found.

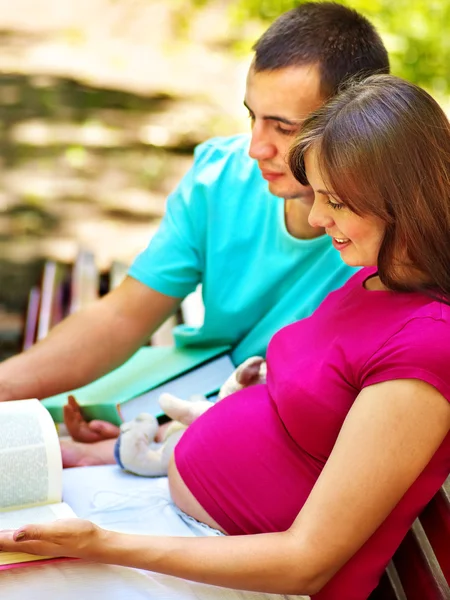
[230,0,450,101]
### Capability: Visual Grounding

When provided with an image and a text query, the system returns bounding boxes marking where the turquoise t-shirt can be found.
[129,135,357,364]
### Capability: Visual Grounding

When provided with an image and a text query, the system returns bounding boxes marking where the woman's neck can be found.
[366,265,432,292]
[364,274,389,291]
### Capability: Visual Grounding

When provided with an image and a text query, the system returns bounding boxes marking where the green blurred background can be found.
[231,0,449,100]
[0,0,448,358]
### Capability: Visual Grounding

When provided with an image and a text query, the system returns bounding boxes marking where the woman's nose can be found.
[308,201,334,229]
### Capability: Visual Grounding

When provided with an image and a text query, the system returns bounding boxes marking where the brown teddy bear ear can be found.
[236,357,265,386]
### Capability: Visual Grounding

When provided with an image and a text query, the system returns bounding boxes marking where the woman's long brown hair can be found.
[289,75,450,301]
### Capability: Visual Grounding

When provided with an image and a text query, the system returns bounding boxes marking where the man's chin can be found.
[267,183,297,199]
[267,180,313,202]
[271,188,314,203]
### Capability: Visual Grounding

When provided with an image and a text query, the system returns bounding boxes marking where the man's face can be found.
[245,64,324,200]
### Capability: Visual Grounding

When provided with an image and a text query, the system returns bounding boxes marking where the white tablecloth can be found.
[0,465,308,600]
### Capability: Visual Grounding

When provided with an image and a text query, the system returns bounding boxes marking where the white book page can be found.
[0,399,63,511]
[0,502,76,566]
[0,501,75,530]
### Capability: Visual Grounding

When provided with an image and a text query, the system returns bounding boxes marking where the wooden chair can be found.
[370,476,450,599]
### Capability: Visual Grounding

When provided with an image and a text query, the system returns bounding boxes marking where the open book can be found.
[0,399,76,568]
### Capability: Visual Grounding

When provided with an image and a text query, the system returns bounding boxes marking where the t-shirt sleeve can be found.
[360,316,450,403]
[128,142,212,298]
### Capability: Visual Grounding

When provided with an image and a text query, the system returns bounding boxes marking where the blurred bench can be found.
[22,249,203,350]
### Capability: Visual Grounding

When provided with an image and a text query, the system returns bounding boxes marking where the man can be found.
[0,3,389,462]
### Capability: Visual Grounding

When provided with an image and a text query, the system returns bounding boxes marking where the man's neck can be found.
[284,198,325,240]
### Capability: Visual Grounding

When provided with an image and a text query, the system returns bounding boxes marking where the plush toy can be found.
[114,356,267,476]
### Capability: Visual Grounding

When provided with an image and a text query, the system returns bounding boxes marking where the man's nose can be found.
[248,125,277,161]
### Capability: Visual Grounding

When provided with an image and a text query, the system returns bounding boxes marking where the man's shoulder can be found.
[195,134,251,159]
[193,134,260,182]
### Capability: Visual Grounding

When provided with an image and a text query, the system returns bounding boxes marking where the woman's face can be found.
[304,148,386,268]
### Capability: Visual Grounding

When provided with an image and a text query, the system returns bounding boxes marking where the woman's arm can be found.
[0,378,449,595]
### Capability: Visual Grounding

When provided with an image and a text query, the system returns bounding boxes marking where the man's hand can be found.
[0,519,109,561]
[64,395,120,443]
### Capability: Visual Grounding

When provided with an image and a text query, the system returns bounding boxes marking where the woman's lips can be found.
[331,237,351,251]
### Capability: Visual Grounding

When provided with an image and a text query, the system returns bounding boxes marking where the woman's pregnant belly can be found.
[166,384,320,536]
[168,454,228,533]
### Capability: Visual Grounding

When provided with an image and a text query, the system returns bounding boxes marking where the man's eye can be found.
[275,124,297,136]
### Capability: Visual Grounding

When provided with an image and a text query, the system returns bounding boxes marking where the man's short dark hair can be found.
[253,2,390,98]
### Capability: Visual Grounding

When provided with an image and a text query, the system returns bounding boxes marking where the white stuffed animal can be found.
[114,356,267,476]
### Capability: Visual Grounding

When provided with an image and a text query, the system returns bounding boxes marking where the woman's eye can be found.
[326,199,344,210]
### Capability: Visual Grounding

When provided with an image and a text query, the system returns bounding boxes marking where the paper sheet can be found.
[0,399,62,511]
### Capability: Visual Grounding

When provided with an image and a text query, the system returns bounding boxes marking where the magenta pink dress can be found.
[175,268,450,599]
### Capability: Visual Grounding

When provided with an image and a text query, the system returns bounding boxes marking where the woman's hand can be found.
[0,518,110,560]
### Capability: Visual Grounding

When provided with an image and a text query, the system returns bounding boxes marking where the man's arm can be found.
[0,276,181,402]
